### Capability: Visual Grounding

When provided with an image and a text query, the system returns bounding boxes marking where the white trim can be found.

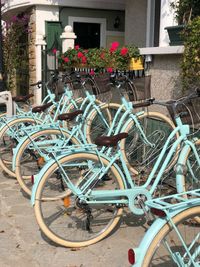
[140,46,184,55]
[68,16,106,47]
[106,31,124,37]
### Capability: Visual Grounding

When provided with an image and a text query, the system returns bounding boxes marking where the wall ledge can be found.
[140,46,184,55]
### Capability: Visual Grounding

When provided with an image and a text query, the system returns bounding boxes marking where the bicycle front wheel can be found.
[120,112,178,181]
[85,102,123,143]
[178,139,200,192]
[0,117,42,177]
[34,152,125,247]
[142,206,200,266]
[15,129,80,196]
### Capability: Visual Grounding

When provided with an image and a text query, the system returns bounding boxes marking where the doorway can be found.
[74,22,100,49]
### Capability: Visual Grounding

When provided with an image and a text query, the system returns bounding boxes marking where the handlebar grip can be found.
[133,98,155,108]
[133,102,151,108]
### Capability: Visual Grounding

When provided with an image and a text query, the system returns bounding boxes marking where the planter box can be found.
[165,25,185,46]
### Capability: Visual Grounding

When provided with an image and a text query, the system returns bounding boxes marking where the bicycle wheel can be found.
[0,117,42,177]
[142,206,200,266]
[15,129,80,196]
[120,112,178,182]
[34,152,125,247]
[122,81,137,102]
[85,102,123,143]
[179,139,200,192]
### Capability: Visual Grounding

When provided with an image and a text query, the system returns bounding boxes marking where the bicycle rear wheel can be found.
[34,152,125,247]
[142,206,200,266]
[15,129,80,196]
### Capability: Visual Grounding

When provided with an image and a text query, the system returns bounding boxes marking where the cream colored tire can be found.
[142,206,200,266]
[34,152,125,248]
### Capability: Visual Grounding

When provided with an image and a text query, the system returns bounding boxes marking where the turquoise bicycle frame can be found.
[132,189,200,266]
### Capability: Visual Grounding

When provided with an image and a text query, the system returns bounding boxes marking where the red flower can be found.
[52,48,57,54]
[100,52,105,59]
[81,56,87,64]
[77,52,84,58]
[90,70,95,75]
[63,57,69,63]
[120,47,128,56]
[107,67,113,73]
[75,45,80,50]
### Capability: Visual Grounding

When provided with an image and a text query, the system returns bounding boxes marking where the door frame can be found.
[68,16,106,47]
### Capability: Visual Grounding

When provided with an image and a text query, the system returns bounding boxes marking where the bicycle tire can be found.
[178,139,200,193]
[0,117,42,177]
[34,152,125,247]
[15,129,80,196]
[141,206,200,266]
[120,112,179,179]
[85,102,123,144]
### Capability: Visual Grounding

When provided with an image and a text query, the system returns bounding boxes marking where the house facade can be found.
[2,0,183,104]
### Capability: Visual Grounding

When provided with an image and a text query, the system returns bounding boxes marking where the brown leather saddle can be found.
[57,110,83,121]
[95,132,128,147]
[32,102,53,113]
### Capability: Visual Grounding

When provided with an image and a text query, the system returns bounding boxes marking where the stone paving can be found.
[0,172,148,267]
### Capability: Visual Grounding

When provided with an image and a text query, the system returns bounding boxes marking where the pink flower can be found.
[111,42,119,49]
[11,16,18,22]
[120,47,128,56]
[90,70,95,76]
[52,48,57,54]
[77,52,84,58]
[81,56,87,64]
[75,45,80,50]
[107,67,113,73]
[63,57,69,63]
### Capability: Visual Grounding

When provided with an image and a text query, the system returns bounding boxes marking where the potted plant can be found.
[165,0,200,46]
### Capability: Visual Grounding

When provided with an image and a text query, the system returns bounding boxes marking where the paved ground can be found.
[0,172,148,267]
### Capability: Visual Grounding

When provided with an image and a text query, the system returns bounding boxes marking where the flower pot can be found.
[165,25,185,46]
[129,57,144,71]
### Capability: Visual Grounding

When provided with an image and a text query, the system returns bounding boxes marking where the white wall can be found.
[4,0,125,13]
[35,5,59,35]
[159,0,177,47]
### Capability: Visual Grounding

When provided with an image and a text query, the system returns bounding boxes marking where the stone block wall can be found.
[147,54,183,115]
[28,7,36,87]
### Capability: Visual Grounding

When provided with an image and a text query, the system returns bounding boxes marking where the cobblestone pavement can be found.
[0,172,148,267]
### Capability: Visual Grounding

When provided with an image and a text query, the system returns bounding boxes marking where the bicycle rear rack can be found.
[146,189,200,213]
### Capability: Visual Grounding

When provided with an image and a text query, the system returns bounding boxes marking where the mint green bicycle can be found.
[31,90,200,248]
[128,189,200,266]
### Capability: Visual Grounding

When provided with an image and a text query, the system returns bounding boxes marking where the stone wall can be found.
[148,54,182,115]
[28,7,36,88]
